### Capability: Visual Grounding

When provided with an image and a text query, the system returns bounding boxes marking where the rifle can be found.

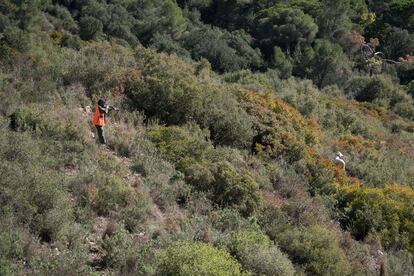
[108,105,119,112]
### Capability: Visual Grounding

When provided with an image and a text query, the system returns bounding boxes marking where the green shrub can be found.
[62,42,136,93]
[121,187,152,232]
[26,248,89,276]
[293,39,352,87]
[254,4,318,54]
[0,258,18,276]
[1,26,30,52]
[183,26,263,72]
[61,33,82,50]
[146,124,212,172]
[212,208,260,233]
[227,230,295,276]
[9,105,89,142]
[129,48,204,125]
[345,75,414,119]
[277,225,351,276]
[0,223,26,261]
[147,126,262,215]
[0,132,74,242]
[195,88,253,148]
[103,227,138,273]
[222,69,275,93]
[79,16,103,40]
[130,136,175,177]
[211,162,263,216]
[387,250,414,276]
[150,32,191,58]
[336,184,414,251]
[272,46,292,79]
[157,241,242,275]
[129,48,253,148]
[93,173,131,216]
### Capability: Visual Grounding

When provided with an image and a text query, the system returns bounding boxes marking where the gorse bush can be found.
[183,26,263,72]
[210,161,263,216]
[0,131,74,242]
[0,222,27,274]
[336,135,414,187]
[146,124,212,172]
[125,48,253,148]
[157,241,242,275]
[10,105,89,142]
[147,125,263,216]
[345,75,414,119]
[239,90,318,162]
[228,230,295,276]
[336,184,414,252]
[102,227,138,273]
[277,225,351,276]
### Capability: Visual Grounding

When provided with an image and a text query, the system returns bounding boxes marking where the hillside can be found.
[1,0,414,275]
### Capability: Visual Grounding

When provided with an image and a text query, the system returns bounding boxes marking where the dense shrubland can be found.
[1,0,414,275]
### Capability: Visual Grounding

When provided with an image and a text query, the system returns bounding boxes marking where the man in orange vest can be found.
[92,99,118,144]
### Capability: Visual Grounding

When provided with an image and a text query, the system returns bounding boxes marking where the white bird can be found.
[335,152,346,171]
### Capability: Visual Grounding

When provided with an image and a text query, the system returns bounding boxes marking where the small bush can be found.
[95,175,131,216]
[277,225,351,276]
[229,230,295,276]
[345,75,414,119]
[79,16,103,40]
[103,227,138,273]
[211,162,263,216]
[336,184,414,251]
[9,105,89,142]
[387,250,414,276]
[0,223,26,262]
[128,48,253,147]
[146,124,212,172]
[157,241,242,275]
[212,208,260,233]
[0,131,74,242]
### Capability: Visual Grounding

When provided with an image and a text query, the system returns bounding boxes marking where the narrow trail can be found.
[77,106,146,268]
[76,105,170,269]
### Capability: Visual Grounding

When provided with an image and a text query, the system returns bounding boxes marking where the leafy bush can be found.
[382,27,414,60]
[293,39,352,87]
[127,48,253,147]
[94,175,131,216]
[387,250,414,276]
[336,184,414,252]
[336,135,414,187]
[211,161,263,216]
[277,225,351,276]
[0,129,77,243]
[63,42,136,93]
[103,227,138,273]
[254,4,318,54]
[239,90,318,162]
[147,125,263,215]
[150,32,191,58]
[147,124,212,172]
[183,26,263,72]
[10,105,89,142]
[0,223,26,263]
[272,46,292,78]
[157,241,242,275]
[195,87,253,148]
[345,75,414,119]
[229,230,295,276]
[79,16,103,40]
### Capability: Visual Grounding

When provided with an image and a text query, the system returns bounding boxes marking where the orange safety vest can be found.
[93,105,105,126]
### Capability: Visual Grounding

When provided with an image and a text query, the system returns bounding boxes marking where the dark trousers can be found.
[95,125,106,144]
